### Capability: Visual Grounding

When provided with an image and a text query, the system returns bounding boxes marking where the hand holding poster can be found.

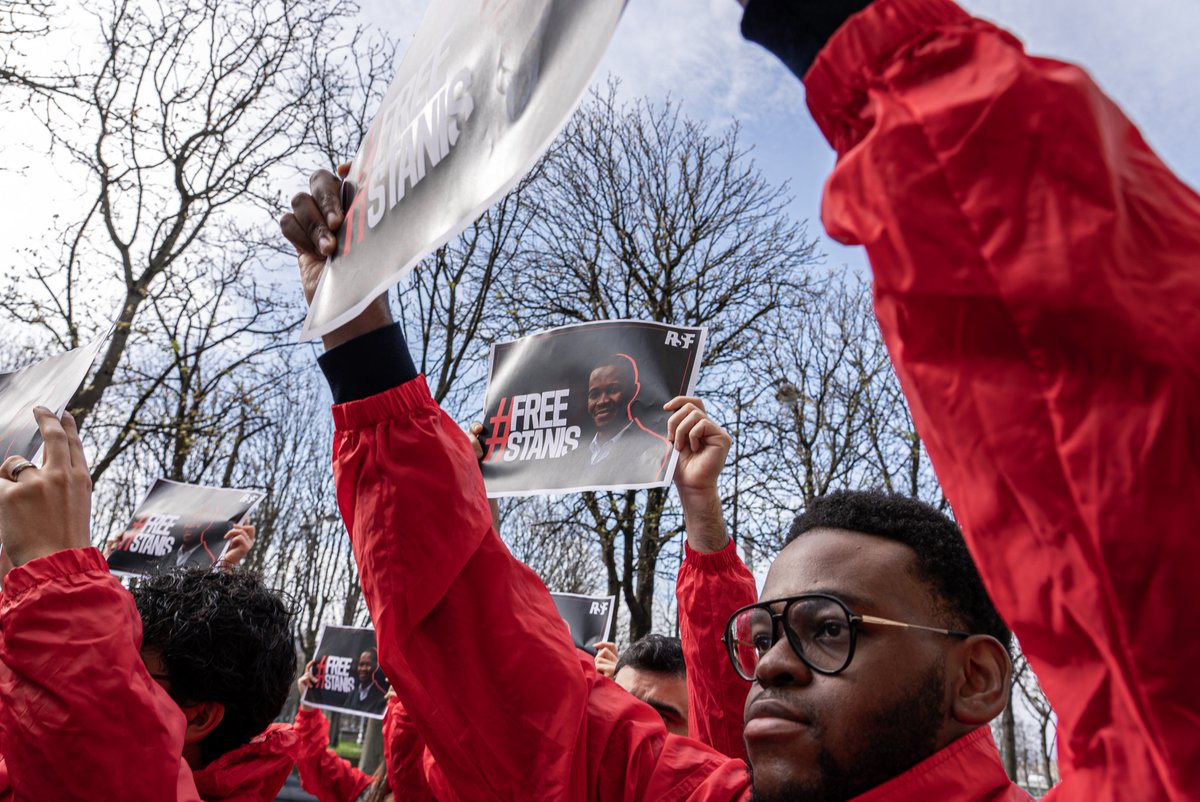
[301,0,626,339]
[106,479,266,578]
[302,625,390,720]
[550,592,616,654]
[0,334,107,461]
[480,320,706,496]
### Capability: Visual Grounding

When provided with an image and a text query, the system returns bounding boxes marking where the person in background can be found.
[611,634,690,737]
[102,523,257,571]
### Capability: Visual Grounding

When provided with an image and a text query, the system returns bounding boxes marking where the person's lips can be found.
[744,698,812,741]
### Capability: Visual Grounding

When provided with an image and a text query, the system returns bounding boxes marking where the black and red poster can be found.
[480,320,706,496]
[0,335,107,461]
[301,0,627,339]
[105,479,266,578]
[302,625,390,720]
[550,592,616,653]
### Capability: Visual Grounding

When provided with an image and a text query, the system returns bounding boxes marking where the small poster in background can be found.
[480,320,706,496]
[0,334,108,461]
[301,0,627,339]
[106,479,266,578]
[551,592,616,654]
[302,625,390,720]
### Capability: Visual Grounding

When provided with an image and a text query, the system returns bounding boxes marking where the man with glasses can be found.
[666,397,1018,799]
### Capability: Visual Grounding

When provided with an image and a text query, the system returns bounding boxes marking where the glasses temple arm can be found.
[855,614,971,639]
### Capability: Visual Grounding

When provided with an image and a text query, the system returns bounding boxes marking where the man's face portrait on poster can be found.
[587,357,637,438]
[356,650,378,686]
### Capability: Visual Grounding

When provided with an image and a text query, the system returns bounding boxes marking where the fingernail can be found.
[33,405,51,414]
[320,235,335,251]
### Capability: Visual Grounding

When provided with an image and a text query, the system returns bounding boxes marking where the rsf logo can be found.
[664,330,696,349]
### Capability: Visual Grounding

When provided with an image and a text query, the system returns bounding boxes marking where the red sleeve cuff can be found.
[804,0,971,152]
[1,547,109,602]
[683,539,745,571]
[331,374,434,431]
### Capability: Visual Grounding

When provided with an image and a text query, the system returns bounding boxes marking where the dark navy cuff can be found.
[741,0,874,80]
[317,323,418,404]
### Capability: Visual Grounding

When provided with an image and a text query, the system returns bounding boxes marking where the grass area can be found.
[333,740,363,761]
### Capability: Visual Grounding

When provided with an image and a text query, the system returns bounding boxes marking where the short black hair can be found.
[615,633,686,678]
[787,490,1012,653]
[590,355,635,384]
[133,568,298,763]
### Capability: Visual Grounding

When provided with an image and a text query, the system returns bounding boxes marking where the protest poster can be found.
[302,625,390,720]
[300,0,627,339]
[551,592,616,654]
[106,479,266,578]
[0,334,107,461]
[480,320,706,496]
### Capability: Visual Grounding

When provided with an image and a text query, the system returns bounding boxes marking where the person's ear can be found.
[181,700,226,744]
[949,635,1010,726]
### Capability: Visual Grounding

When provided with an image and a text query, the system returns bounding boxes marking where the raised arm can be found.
[293,662,373,802]
[282,172,739,801]
[743,0,1200,797]
[666,397,757,761]
[0,410,200,800]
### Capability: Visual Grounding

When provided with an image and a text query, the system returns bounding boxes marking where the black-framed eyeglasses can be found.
[722,593,971,681]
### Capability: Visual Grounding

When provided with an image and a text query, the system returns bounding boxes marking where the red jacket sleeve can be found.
[380,697,439,802]
[330,376,742,801]
[0,548,201,800]
[804,1,1200,799]
[676,542,756,761]
[293,707,372,802]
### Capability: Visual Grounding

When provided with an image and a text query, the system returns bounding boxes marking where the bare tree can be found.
[397,172,540,416]
[1014,653,1058,790]
[0,0,363,430]
[505,83,820,639]
[0,0,71,99]
[734,274,944,557]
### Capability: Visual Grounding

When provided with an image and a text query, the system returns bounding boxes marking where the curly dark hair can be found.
[787,490,1012,653]
[132,567,298,763]
[615,633,686,678]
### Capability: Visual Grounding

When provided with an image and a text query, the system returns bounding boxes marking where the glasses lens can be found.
[785,597,853,672]
[727,606,774,680]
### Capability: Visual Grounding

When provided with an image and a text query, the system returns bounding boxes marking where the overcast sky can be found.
[5,0,1198,277]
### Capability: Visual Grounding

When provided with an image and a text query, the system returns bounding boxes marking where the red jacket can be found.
[675,542,756,762]
[329,0,1198,800]
[293,707,373,802]
[293,698,446,802]
[0,548,298,801]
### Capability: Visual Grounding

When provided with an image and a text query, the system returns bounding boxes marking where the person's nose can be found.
[754,630,815,689]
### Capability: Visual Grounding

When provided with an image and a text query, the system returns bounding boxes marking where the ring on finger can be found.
[7,459,37,481]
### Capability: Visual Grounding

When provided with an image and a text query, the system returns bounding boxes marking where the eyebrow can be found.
[765,589,877,611]
[642,697,684,722]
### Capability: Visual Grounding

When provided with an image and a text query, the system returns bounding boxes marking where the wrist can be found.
[320,294,393,351]
[678,485,730,553]
[676,482,720,506]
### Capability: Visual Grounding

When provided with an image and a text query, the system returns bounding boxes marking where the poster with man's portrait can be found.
[301,0,627,339]
[480,320,706,496]
[302,625,390,720]
[551,592,616,654]
[0,335,107,461]
[105,479,266,578]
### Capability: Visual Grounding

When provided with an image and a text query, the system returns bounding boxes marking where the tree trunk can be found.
[1001,686,1018,780]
